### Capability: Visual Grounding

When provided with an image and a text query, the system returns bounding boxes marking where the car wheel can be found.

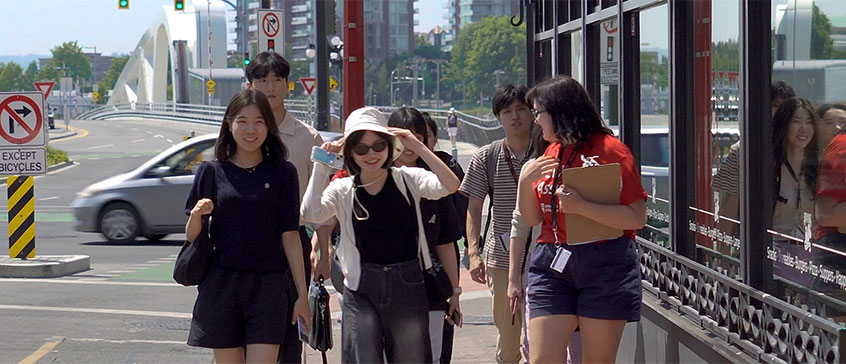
[144,233,168,241]
[99,202,141,243]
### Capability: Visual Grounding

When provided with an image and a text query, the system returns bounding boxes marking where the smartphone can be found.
[450,310,463,328]
[297,317,311,343]
[311,146,344,169]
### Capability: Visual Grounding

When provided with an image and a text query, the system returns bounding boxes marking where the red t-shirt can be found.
[815,133,846,240]
[533,133,647,244]
[331,169,349,182]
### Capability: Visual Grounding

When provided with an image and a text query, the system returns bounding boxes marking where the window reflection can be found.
[639,5,670,247]
[770,0,846,325]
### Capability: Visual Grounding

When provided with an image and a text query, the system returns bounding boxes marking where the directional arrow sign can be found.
[0,92,44,147]
[206,79,216,88]
[258,9,284,54]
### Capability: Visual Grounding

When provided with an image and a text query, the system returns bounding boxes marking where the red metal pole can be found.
[693,0,713,247]
[343,0,365,121]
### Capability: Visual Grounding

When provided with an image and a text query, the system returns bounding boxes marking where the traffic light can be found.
[118,0,129,10]
[174,0,185,11]
[244,51,250,66]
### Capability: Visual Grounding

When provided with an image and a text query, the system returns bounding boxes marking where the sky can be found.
[0,0,448,57]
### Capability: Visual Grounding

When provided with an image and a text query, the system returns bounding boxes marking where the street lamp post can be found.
[390,70,396,105]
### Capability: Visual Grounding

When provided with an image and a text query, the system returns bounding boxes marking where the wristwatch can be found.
[453,287,463,295]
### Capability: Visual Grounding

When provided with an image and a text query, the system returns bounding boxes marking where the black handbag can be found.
[173,162,216,286]
[402,178,453,303]
[308,278,333,363]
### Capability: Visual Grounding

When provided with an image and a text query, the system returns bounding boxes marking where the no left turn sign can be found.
[0,92,45,147]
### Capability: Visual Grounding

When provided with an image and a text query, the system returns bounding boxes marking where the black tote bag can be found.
[173,162,216,286]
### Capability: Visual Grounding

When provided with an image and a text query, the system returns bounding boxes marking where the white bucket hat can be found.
[342,107,404,159]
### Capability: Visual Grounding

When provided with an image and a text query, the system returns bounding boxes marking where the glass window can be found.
[770,0,846,326]
[695,0,742,280]
[639,5,670,248]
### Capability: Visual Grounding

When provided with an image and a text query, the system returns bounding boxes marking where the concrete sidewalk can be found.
[46,125,77,141]
[303,265,500,363]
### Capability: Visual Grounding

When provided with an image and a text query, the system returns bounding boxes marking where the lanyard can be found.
[502,140,528,185]
[781,161,801,210]
[550,143,582,245]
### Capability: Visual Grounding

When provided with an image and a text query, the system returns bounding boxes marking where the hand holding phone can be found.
[311,146,344,169]
[297,316,311,343]
[449,309,463,328]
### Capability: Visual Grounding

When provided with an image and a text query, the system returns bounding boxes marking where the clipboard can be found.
[561,163,624,244]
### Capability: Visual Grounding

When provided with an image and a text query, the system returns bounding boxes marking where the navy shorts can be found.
[188,264,292,348]
[526,236,641,322]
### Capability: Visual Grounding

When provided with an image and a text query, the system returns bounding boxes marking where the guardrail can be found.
[78,102,506,147]
[637,237,843,363]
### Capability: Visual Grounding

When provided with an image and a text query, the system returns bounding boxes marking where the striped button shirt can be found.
[459,141,529,270]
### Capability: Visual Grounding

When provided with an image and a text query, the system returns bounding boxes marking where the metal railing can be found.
[78,102,505,147]
[637,237,843,363]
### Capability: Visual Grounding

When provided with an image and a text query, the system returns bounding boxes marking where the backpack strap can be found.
[479,140,503,250]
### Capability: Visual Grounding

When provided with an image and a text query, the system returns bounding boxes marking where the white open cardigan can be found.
[300,163,452,291]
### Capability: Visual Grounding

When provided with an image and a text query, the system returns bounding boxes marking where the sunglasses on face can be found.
[352,140,388,155]
[531,109,547,120]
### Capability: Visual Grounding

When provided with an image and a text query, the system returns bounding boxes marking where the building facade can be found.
[442,0,520,51]
[234,0,313,61]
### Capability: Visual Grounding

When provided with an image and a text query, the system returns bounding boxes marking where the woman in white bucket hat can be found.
[301,107,459,363]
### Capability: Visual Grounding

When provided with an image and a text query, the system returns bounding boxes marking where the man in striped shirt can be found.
[460,85,534,364]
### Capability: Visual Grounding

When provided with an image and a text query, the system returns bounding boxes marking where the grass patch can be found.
[46,146,69,166]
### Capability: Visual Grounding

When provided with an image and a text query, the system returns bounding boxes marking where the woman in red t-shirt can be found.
[514,75,647,363]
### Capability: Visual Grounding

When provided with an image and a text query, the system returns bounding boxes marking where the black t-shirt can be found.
[352,172,418,264]
[447,114,458,127]
[421,197,462,251]
[185,159,300,272]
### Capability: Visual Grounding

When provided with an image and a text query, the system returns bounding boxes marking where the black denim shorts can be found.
[526,236,642,322]
[188,264,292,348]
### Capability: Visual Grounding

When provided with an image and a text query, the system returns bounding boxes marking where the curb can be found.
[47,160,75,173]
[47,130,78,141]
[0,255,91,278]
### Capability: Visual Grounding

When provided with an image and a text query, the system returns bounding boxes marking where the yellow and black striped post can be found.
[7,176,35,259]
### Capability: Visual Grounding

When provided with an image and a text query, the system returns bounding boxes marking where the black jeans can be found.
[277,227,312,364]
[342,259,432,363]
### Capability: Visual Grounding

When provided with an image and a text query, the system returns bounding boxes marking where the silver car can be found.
[71,134,219,243]
[71,131,343,243]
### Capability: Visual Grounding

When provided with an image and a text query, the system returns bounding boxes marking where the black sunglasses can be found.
[351,141,388,155]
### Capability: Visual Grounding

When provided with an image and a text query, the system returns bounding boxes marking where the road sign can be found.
[288,81,295,91]
[206,79,215,94]
[0,148,47,176]
[0,92,45,147]
[257,9,284,54]
[329,76,339,92]
[600,18,619,85]
[33,81,56,99]
[93,91,100,103]
[300,77,317,95]
[7,175,36,258]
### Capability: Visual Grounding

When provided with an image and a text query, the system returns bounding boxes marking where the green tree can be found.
[444,16,526,102]
[0,62,28,92]
[414,35,446,60]
[35,41,92,87]
[811,4,834,59]
[711,40,739,72]
[24,61,38,85]
[97,56,129,104]
[640,52,668,89]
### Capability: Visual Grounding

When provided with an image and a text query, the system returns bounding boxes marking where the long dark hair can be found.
[772,97,818,202]
[526,75,612,146]
[215,90,288,162]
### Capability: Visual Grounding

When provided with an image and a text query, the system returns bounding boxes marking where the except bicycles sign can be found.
[0,92,45,147]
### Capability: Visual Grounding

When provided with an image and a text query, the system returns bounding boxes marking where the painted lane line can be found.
[145,131,153,134]
[107,270,136,274]
[0,304,191,319]
[153,135,164,138]
[0,278,181,287]
[166,138,173,143]
[17,337,64,364]
[130,128,139,131]
[87,144,114,150]
[131,138,146,143]
[38,197,59,201]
